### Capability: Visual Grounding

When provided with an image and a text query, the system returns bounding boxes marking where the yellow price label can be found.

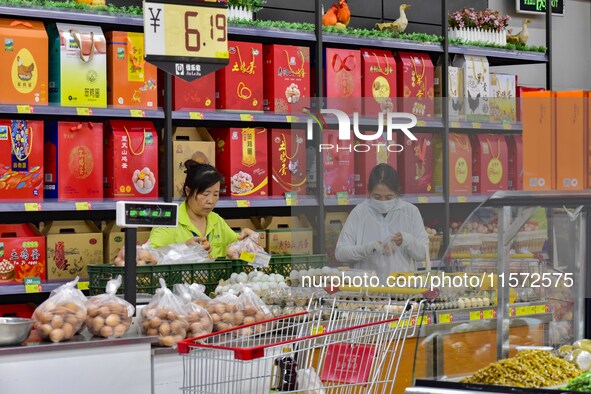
[285,198,298,206]
[17,105,32,114]
[456,196,467,203]
[236,200,250,208]
[189,112,204,120]
[417,316,430,325]
[471,122,482,129]
[516,306,529,316]
[24,203,40,211]
[535,304,547,314]
[77,281,90,291]
[286,115,298,123]
[75,202,91,211]
[336,192,349,205]
[25,284,41,293]
[239,251,256,263]
[130,109,145,118]
[417,196,429,203]
[240,114,254,122]
[417,120,426,127]
[502,122,512,130]
[310,325,325,335]
[439,314,452,323]
[76,108,91,116]
[389,320,410,328]
[483,309,495,319]
[470,311,482,321]
[450,121,461,128]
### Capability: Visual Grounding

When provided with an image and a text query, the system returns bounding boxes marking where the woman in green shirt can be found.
[149,160,255,257]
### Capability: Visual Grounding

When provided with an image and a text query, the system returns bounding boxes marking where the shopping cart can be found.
[177,295,426,393]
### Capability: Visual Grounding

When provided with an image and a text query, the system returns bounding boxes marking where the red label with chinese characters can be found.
[398,132,434,194]
[325,48,362,115]
[216,41,263,111]
[269,129,306,196]
[164,71,216,111]
[396,52,434,118]
[320,343,376,384]
[0,224,46,284]
[470,134,509,193]
[323,130,355,196]
[104,120,158,199]
[361,48,397,115]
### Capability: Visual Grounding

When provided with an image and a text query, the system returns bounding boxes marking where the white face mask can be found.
[370,198,397,214]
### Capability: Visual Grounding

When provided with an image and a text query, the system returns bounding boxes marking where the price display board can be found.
[516,0,564,16]
[143,0,229,81]
[116,201,178,228]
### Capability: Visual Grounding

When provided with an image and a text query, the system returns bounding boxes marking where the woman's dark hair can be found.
[367,163,401,195]
[183,159,223,198]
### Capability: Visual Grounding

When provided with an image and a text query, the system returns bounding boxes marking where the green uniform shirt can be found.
[148,201,238,258]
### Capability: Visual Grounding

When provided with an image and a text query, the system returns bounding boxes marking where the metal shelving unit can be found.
[0,104,164,119]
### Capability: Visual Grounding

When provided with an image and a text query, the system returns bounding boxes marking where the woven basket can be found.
[513,230,547,253]
[429,235,442,259]
[449,233,482,255]
[480,233,499,254]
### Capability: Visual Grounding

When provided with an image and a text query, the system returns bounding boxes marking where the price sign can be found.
[285,115,298,123]
[76,108,92,116]
[75,202,92,211]
[236,200,250,208]
[130,109,145,118]
[24,202,41,211]
[336,192,349,205]
[417,196,429,203]
[450,121,461,129]
[416,120,426,127]
[456,196,467,203]
[483,309,496,319]
[285,192,299,206]
[17,105,32,114]
[240,113,254,122]
[469,311,482,321]
[24,277,42,293]
[502,122,512,130]
[143,1,229,81]
[471,122,482,129]
[77,281,90,291]
[239,251,256,263]
[189,112,204,120]
[311,325,325,335]
[535,304,548,314]
[439,314,453,323]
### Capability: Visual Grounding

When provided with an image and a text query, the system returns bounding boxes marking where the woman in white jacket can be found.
[335,163,429,280]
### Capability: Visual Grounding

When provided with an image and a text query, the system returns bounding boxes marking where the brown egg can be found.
[100,326,114,337]
[92,316,105,333]
[121,318,132,328]
[243,317,255,325]
[40,324,53,337]
[62,302,79,312]
[147,328,159,336]
[255,312,266,322]
[207,305,217,315]
[62,323,74,338]
[87,304,100,318]
[243,308,257,317]
[51,315,64,329]
[159,322,171,336]
[240,327,254,336]
[99,306,111,318]
[211,314,221,323]
[157,308,168,319]
[65,314,80,326]
[170,321,181,335]
[53,306,68,316]
[114,324,127,337]
[190,323,201,334]
[254,324,266,334]
[49,329,65,342]
[106,314,120,327]
[159,336,175,347]
[141,308,150,318]
[233,311,244,323]
[166,311,176,321]
[214,304,225,315]
[221,313,232,323]
[216,322,230,331]
[37,310,53,324]
[76,310,86,321]
[142,320,150,331]
[173,335,184,344]
[149,317,162,329]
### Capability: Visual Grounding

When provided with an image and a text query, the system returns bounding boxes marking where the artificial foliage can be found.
[449,38,546,53]
[0,0,141,14]
[227,0,266,13]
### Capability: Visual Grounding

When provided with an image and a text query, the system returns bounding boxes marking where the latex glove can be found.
[365,241,382,256]
[391,232,403,246]
[382,240,397,255]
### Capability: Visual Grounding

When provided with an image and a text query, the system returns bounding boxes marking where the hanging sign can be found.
[143,0,229,81]
[516,0,564,16]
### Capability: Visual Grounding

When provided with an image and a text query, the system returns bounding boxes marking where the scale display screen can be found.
[116,201,178,228]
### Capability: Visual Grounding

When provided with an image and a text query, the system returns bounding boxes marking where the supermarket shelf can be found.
[0,104,164,119]
[323,34,443,53]
[325,194,445,206]
[0,200,121,213]
[172,110,308,125]
[229,25,316,42]
[213,196,319,208]
[450,195,490,204]
[0,280,79,296]
[449,45,548,66]
[450,120,522,133]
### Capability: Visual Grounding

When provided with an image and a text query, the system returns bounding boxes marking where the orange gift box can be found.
[354,134,398,195]
[507,135,523,190]
[263,44,310,113]
[361,48,396,115]
[516,85,545,122]
[269,129,306,196]
[470,134,509,194]
[44,122,103,200]
[106,31,157,109]
[214,128,268,197]
[325,48,362,115]
[323,130,355,196]
[396,52,434,118]
[104,120,159,199]
[0,224,46,284]
[522,91,554,190]
[0,119,43,201]
[216,41,263,111]
[398,132,434,194]
[556,91,587,190]
[0,19,48,106]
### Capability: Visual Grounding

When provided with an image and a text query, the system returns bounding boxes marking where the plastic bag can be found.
[32,277,87,343]
[188,283,212,308]
[48,276,88,334]
[139,278,189,347]
[226,234,266,259]
[207,292,239,332]
[157,242,211,265]
[296,368,326,394]
[234,287,272,336]
[86,275,135,338]
[113,244,159,266]
[174,284,213,338]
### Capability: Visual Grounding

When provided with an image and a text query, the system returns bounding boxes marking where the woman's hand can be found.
[392,232,403,246]
[185,236,211,252]
[237,228,256,240]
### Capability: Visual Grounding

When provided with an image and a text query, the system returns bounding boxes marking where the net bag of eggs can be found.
[174,284,213,338]
[139,278,189,347]
[207,292,240,332]
[234,287,273,337]
[86,275,135,338]
[32,277,87,343]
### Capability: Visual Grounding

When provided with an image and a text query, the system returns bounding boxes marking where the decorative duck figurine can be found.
[375,4,411,34]
[507,19,531,45]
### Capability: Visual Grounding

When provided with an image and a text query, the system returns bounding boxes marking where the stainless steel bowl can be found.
[0,317,34,346]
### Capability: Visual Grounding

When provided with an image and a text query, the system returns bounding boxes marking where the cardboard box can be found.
[470,134,509,194]
[48,23,107,108]
[507,135,523,190]
[398,132,434,194]
[173,127,215,198]
[263,44,310,113]
[103,221,151,263]
[213,128,268,197]
[254,216,313,255]
[216,41,263,111]
[106,31,157,109]
[435,64,463,119]
[325,212,348,266]
[325,48,362,115]
[323,129,355,196]
[44,121,103,200]
[556,91,587,190]
[225,218,266,250]
[354,133,398,195]
[517,85,545,121]
[452,55,490,122]
[0,19,48,106]
[433,133,472,195]
[164,72,216,111]
[0,224,46,284]
[522,91,554,190]
[269,129,307,196]
[0,119,43,201]
[396,52,434,118]
[490,73,517,122]
[361,48,396,115]
[42,220,103,280]
[104,120,159,199]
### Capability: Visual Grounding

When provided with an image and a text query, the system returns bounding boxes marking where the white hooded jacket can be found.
[335,198,429,280]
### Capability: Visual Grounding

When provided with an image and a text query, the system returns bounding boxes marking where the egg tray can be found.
[226,254,327,277]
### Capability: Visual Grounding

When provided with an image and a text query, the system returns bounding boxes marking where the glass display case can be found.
[408,191,588,393]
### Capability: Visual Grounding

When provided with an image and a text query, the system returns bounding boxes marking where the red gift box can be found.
[396,52,434,118]
[361,48,396,115]
[269,129,306,196]
[0,224,46,284]
[161,71,216,111]
[263,44,310,113]
[0,119,43,201]
[507,135,523,190]
[104,120,158,199]
[516,85,545,121]
[449,134,472,195]
[471,134,509,194]
[398,132,434,194]
[214,128,268,197]
[354,134,398,195]
[216,41,263,111]
[44,122,103,200]
[323,130,355,196]
[325,48,362,115]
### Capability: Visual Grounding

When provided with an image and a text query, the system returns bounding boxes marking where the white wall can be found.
[488,0,591,91]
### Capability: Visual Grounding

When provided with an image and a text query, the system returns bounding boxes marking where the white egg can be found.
[261,283,270,291]
[322,266,331,274]
[268,282,278,290]
[237,274,248,283]
[278,282,288,289]
[252,276,260,283]
[215,286,223,294]
[230,273,239,282]
[290,270,297,278]
[275,274,284,283]
[458,299,466,308]
[252,284,262,293]
[298,270,307,277]
[248,271,258,279]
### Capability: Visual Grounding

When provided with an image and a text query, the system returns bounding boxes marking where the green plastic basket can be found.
[88,261,233,296]
[229,254,327,277]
